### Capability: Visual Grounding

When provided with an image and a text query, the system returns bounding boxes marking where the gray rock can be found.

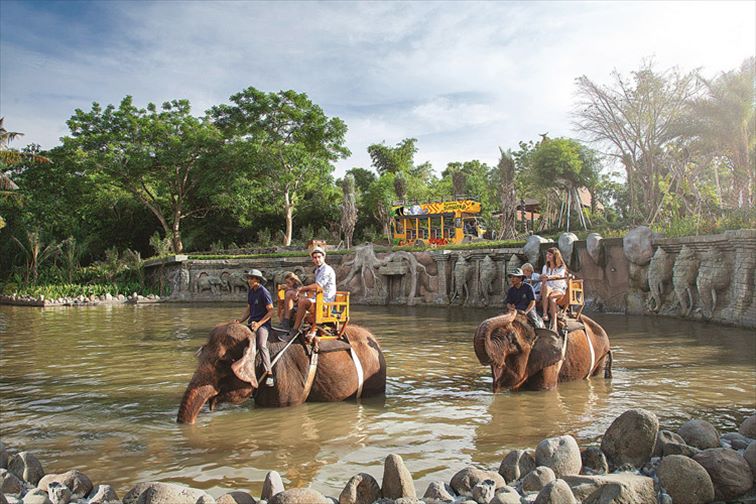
[693,447,753,501]
[623,227,654,266]
[657,454,714,504]
[678,419,720,450]
[489,487,520,504]
[339,473,381,504]
[653,430,686,457]
[535,435,581,478]
[21,489,52,504]
[450,467,506,497]
[0,442,8,469]
[393,499,423,504]
[37,470,92,499]
[745,441,756,479]
[740,414,756,438]
[664,441,701,458]
[381,454,415,500]
[421,481,455,503]
[1,468,24,494]
[600,409,658,469]
[87,484,121,504]
[533,479,575,504]
[8,452,45,486]
[1,488,8,503]
[586,233,603,265]
[522,467,556,493]
[498,449,535,482]
[268,489,328,504]
[471,479,496,504]
[523,236,551,266]
[216,492,256,504]
[558,233,579,267]
[721,432,752,450]
[122,482,214,504]
[261,472,284,501]
[580,446,607,475]
[562,473,655,502]
[47,482,71,504]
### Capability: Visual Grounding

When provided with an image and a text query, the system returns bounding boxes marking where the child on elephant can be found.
[278,272,303,329]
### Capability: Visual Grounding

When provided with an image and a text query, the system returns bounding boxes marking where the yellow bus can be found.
[391,199,483,246]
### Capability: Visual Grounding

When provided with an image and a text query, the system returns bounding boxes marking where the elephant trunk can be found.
[177,382,218,424]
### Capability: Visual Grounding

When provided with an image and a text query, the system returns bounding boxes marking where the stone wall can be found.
[145,228,756,328]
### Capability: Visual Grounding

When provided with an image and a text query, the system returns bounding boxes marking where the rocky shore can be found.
[1,409,754,504]
[0,293,161,308]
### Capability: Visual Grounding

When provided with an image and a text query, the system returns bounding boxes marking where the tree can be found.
[64,97,225,253]
[340,174,358,249]
[364,173,397,244]
[210,88,349,246]
[345,167,376,194]
[573,61,699,222]
[367,138,417,175]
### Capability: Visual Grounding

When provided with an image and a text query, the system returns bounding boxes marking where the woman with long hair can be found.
[540,247,568,330]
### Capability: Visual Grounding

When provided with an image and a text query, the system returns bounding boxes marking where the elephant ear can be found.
[231,336,258,388]
[526,328,563,377]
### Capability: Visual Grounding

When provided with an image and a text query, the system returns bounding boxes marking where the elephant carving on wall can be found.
[479,255,498,306]
[646,247,674,313]
[193,271,224,294]
[672,246,699,317]
[450,255,473,304]
[696,248,732,320]
[177,323,387,424]
[222,271,248,294]
[473,311,612,393]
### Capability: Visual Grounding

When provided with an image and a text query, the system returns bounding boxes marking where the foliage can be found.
[367,138,417,175]
[7,281,159,299]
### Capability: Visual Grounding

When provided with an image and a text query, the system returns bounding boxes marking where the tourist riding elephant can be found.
[177,322,387,424]
[474,311,612,393]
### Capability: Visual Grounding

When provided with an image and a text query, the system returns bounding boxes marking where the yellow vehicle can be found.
[277,285,350,339]
[391,198,484,246]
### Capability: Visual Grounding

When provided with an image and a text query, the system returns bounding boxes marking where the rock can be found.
[261,471,284,501]
[216,492,256,504]
[562,473,655,502]
[489,487,521,504]
[340,473,381,504]
[37,470,92,498]
[522,467,556,493]
[0,442,8,469]
[117,294,126,302]
[678,419,720,450]
[693,447,753,500]
[721,432,752,450]
[268,489,328,504]
[535,435,581,478]
[88,484,121,504]
[745,441,756,479]
[450,467,507,497]
[122,482,215,504]
[533,479,575,504]
[20,488,52,504]
[600,409,658,469]
[471,479,497,504]
[558,233,579,266]
[657,454,714,504]
[381,454,415,500]
[586,233,603,265]
[8,452,45,486]
[653,430,685,457]
[393,499,423,504]
[47,482,71,504]
[623,227,654,266]
[0,489,8,503]
[740,414,756,438]
[498,449,536,482]
[421,481,455,503]
[663,441,700,458]
[580,446,608,475]
[1,467,24,494]
[524,236,551,266]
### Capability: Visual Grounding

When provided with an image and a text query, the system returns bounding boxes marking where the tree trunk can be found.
[172,220,183,254]
[284,190,293,246]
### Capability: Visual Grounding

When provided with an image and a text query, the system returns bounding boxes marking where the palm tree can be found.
[0,117,50,193]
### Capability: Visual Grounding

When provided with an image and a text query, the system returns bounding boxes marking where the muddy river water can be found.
[0,304,753,498]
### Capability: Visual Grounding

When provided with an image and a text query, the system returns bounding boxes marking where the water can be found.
[0,304,754,498]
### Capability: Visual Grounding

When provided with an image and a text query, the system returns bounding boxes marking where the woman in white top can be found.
[540,247,568,330]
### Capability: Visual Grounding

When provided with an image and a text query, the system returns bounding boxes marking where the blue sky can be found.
[1,1,754,176]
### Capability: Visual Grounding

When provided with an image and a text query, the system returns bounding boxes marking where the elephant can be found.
[672,245,699,317]
[473,311,612,393]
[177,322,387,424]
[193,271,224,294]
[450,255,473,304]
[646,247,674,313]
[222,271,248,294]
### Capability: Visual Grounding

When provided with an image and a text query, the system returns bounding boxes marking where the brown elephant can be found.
[177,322,386,424]
[474,311,612,393]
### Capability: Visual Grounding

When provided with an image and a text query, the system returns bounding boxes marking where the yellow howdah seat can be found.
[312,290,350,339]
[559,278,585,319]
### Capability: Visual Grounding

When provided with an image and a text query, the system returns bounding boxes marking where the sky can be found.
[1,0,754,177]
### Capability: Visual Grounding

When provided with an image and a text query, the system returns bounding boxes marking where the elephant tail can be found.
[604,349,613,379]
[177,383,218,424]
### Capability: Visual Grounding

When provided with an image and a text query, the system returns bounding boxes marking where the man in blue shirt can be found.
[505,268,544,329]
[235,269,275,387]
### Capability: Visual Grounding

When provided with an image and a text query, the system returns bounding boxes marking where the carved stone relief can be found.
[696,247,732,320]
[672,245,699,317]
[450,255,473,305]
[646,247,674,313]
[478,255,498,307]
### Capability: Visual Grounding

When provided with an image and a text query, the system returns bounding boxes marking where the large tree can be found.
[210,88,349,246]
[64,97,225,253]
[367,138,417,176]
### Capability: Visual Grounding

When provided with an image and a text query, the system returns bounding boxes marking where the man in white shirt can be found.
[289,246,337,337]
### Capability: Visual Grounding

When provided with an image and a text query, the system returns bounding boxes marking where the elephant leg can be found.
[592,351,611,378]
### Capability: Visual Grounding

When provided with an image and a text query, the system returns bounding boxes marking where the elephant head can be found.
[474,311,563,393]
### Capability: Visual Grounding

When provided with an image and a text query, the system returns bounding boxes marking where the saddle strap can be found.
[584,330,595,380]
[350,347,364,399]
[302,352,319,400]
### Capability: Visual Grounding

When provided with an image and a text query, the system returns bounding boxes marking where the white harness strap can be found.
[302,352,319,400]
[350,347,364,399]
[584,331,595,380]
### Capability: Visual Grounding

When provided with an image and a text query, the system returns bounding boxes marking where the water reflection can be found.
[0,304,753,498]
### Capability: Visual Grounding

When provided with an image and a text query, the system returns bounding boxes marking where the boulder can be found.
[498,449,536,482]
[558,233,579,266]
[535,435,581,478]
[745,441,756,479]
[533,479,575,504]
[600,409,658,469]
[339,473,381,504]
[421,481,455,503]
[490,487,521,504]
[450,467,507,497]
[47,481,72,504]
[693,447,753,500]
[20,488,52,504]
[216,492,256,504]
[471,479,497,504]
[678,419,720,450]
[0,468,23,494]
[653,430,686,457]
[0,442,8,469]
[580,446,608,475]
[37,470,92,498]
[0,489,7,504]
[739,414,756,438]
[268,489,328,504]
[524,236,552,267]
[381,454,415,500]
[7,452,45,486]
[261,471,285,501]
[122,482,215,504]
[721,432,752,450]
[623,227,654,266]
[657,454,714,504]
[562,473,655,502]
[522,467,556,493]
[88,484,121,504]
[586,233,603,265]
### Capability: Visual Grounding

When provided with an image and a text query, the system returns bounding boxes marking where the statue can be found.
[696,247,732,319]
[450,255,473,305]
[478,255,498,306]
[672,246,699,317]
[646,248,674,313]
